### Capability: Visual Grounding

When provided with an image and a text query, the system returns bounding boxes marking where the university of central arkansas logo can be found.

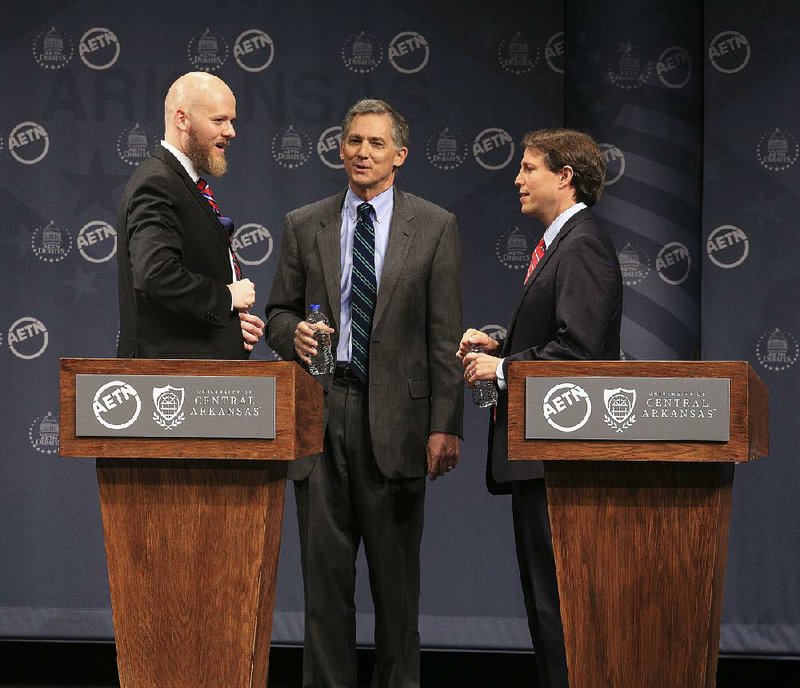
[604,387,637,432]
[153,385,185,429]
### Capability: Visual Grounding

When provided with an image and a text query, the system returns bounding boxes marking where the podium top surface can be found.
[59,358,323,461]
[507,360,768,463]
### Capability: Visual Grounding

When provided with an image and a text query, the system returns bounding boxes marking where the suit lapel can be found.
[373,188,416,329]
[315,192,346,332]
[154,146,231,253]
[502,208,588,354]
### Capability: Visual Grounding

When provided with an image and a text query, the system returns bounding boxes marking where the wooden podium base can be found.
[546,460,734,688]
[97,458,288,688]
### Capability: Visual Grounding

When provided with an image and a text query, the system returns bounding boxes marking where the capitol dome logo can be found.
[9,122,49,165]
[426,128,468,170]
[618,243,650,286]
[188,29,228,72]
[32,221,72,263]
[656,242,691,285]
[657,46,692,89]
[77,221,117,263]
[388,31,429,74]
[757,128,798,172]
[473,128,514,171]
[608,43,652,89]
[317,126,344,169]
[29,412,60,455]
[706,225,749,269]
[543,383,592,433]
[93,381,142,430]
[231,223,273,266]
[499,32,539,74]
[496,226,533,271]
[33,27,73,69]
[342,31,382,73]
[600,143,625,186]
[234,29,274,72]
[272,125,312,169]
[756,328,797,372]
[8,316,49,360]
[79,28,120,70]
[709,31,750,74]
[545,32,564,74]
[117,123,157,166]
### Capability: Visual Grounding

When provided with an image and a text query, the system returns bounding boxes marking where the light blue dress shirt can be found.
[336,186,394,362]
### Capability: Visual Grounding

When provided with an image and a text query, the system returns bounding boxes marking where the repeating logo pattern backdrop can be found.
[703,0,800,654]
[1,0,797,655]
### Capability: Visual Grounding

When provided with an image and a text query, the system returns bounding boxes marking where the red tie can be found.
[196,177,242,280]
[524,238,546,285]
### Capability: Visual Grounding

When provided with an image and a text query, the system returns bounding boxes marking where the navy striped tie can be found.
[351,202,377,383]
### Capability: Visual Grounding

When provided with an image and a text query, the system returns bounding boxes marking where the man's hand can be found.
[240,312,265,352]
[426,432,460,481]
[456,328,500,360]
[462,351,501,387]
[294,319,334,365]
[228,278,256,310]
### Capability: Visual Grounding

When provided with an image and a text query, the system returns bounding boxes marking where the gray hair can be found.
[341,99,409,149]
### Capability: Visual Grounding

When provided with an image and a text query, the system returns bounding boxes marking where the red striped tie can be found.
[196,177,242,280]
[524,238,547,285]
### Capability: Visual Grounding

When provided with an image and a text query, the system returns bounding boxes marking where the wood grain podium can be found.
[60,358,323,688]
[507,361,769,688]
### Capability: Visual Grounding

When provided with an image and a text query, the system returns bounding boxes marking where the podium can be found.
[59,358,323,688]
[507,361,769,688]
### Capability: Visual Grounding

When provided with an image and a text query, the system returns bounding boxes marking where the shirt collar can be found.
[344,186,393,224]
[543,201,587,249]
[161,140,199,182]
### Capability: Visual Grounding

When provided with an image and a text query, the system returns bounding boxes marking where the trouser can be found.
[512,478,569,688]
[294,376,425,688]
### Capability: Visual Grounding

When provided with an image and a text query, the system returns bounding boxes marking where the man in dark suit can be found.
[117,71,264,359]
[459,128,622,688]
[266,99,463,688]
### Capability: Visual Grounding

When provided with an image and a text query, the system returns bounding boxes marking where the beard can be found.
[185,127,228,177]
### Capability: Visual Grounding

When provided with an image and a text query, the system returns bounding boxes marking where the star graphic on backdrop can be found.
[63,265,99,302]
[3,222,35,260]
[62,150,129,215]
[590,100,607,114]
[617,41,634,55]
[746,190,781,230]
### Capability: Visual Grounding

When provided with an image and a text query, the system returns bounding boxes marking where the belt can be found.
[333,364,364,385]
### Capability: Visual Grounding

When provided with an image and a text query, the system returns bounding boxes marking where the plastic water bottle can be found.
[470,343,498,408]
[306,304,334,376]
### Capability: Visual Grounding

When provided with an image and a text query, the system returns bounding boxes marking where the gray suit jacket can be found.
[266,187,464,481]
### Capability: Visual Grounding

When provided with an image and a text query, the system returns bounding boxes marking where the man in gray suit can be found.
[265,99,463,688]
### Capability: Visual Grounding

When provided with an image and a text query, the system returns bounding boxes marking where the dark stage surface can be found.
[1,642,799,687]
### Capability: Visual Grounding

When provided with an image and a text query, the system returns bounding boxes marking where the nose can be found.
[514,171,523,187]
[225,121,236,139]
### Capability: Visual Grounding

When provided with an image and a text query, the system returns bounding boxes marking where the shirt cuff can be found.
[496,358,506,390]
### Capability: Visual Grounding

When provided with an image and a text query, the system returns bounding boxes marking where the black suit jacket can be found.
[265,187,464,481]
[488,207,622,492]
[116,146,247,359]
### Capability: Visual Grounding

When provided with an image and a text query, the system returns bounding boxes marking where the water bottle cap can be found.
[309,304,320,311]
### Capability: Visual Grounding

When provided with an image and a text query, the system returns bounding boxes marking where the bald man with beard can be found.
[117,71,264,359]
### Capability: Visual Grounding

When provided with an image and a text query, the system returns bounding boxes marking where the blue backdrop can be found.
[1,0,797,655]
